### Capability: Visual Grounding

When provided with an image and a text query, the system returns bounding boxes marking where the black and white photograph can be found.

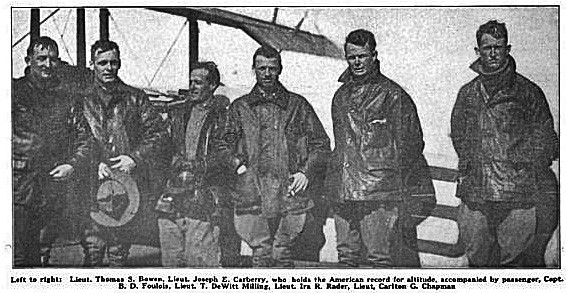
[4,3,563,292]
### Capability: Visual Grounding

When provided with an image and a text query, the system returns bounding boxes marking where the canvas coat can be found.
[216,82,330,217]
[451,56,559,204]
[327,61,435,209]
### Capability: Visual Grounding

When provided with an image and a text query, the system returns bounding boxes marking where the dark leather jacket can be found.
[328,61,435,203]
[170,95,230,180]
[81,79,170,195]
[451,56,559,204]
[12,75,92,208]
[216,82,330,217]
[164,95,232,219]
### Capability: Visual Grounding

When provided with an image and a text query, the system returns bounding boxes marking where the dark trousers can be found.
[13,173,67,267]
[14,205,44,267]
[525,197,559,267]
[217,207,243,267]
[81,222,132,267]
[334,201,420,267]
[292,203,328,262]
[39,211,65,266]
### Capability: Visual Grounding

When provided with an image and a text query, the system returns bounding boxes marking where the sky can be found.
[10,6,559,168]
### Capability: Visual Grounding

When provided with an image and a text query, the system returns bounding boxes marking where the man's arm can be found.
[52,96,94,180]
[509,86,559,167]
[390,91,426,169]
[205,100,229,176]
[128,91,171,167]
[297,101,331,181]
[211,102,247,174]
[530,88,559,165]
[450,88,475,171]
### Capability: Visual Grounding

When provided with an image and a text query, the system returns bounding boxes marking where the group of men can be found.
[12,20,558,268]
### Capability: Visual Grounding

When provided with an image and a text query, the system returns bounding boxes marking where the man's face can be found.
[345,42,376,78]
[475,34,511,72]
[253,55,281,91]
[92,49,121,85]
[188,68,216,102]
[26,45,60,82]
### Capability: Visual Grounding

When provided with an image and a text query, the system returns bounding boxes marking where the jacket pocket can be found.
[484,161,537,200]
[232,171,262,206]
[363,117,390,149]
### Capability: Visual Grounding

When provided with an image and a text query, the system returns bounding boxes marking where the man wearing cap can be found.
[155,61,241,267]
[327,29,435,267]
[216,46,330,267]
[12,36,92,267]
[451,20,558,267]
[79,40,170,267]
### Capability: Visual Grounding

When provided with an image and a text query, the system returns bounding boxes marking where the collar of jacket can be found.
[245,82,289,110]
[24,72,61,91]
[188,95,215,111]
[337,60,382,84]
[183,95,229,127]
[470,55,516,91]
[93,77,130,94]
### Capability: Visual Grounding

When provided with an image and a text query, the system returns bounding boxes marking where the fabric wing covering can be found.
[148,7,343,59]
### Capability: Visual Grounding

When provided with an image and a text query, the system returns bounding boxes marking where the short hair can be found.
[192,61,221,87]
[90,40,120,61]
[344,29,376,52]
[252,46,282,69]
[476,20,508,46]
[26,36,58,57]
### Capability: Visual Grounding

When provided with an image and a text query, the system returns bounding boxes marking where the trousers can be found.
[234,211,307,267]
[13,171,67,267]
[334,201,420,267]
[216,207,243,267]
[292,201,328,262]
[458,202,536,267]
[13,205,44,267]
[81,222,132,267]
[158,216,221,267]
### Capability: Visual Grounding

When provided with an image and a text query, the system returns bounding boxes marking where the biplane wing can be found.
[147,7,343,59]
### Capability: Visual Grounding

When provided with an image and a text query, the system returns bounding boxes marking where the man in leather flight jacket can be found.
[156,61,241,267]
[216,46,330,267]
[451,20,559,267]
[12,37,92,267]
[79,40,170,266]
[328,29,435,267]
